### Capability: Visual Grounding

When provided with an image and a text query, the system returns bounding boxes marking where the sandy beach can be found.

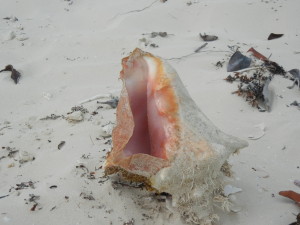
[1,0,300,224]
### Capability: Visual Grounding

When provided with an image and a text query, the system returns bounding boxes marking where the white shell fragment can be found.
[248,123,266,140]
[66,111,84,123]
[224,185,243,197]
[19,151,35,164]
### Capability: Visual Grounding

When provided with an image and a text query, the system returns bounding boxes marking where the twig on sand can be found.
[165,44,230,61]
[0,125,11,132]
[111,0,159,20]
[79,94,111,105]
[0,194,9,199]
[165,43,208,60]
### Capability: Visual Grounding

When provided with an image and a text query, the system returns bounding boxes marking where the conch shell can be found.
[104,48,248,224]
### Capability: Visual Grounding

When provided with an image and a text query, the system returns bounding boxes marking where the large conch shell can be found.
[104,48,248,224]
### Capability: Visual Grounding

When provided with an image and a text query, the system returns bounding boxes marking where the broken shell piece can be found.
[66,111,83,123]
[104,48,248,224]
[99,123,114,138]
[19,151,35,164]
[223,185,242,197]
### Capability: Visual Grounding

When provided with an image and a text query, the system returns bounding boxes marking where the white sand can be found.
[0,0,300,224]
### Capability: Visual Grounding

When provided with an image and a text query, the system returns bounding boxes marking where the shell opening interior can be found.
[122,56,167,160]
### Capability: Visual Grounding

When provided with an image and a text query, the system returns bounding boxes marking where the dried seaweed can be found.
[9,181,35,192]
[80,192,95,200]
[225,68,272,108]
[40,114,61,120]
[263,60,286,75]
[0,65,21,84]
[70,106,88,114]
[267,33,284,40]
[150,32,168,38]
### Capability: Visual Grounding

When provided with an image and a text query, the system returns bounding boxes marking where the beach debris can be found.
[66,111,83,123]
[25,194,40,211]
[267,33,284,40]
[226,72,272,108]
[166,43,208,60]
[294,180,300,188]
[251,167,270,178]
[194,43,208,53]
[99,122,114,138]
[262,78,272,111]
[7,163,15,168]
[58,141,66,150]
[279,190,300,203]
[264,60,286,75]
[9,181,35,192]
[0,194,9,199]
[49,185,58,189]
[150,32,168,38]
[225,48,288,110]
[248,123,266,140]
[289,213,300,225]
[104,48,248,224]
[40,114,61,120]
[223,185,242,197]
[98,97,119,109]
[247,47,268,61]
[290,101,300,109]
[19,151,35,164]
[3,16,18,22]
[227,51,252,72]
[139,37,151,46]
[0,65,21,84]
[70,105,88,114]
[199,33,218,42]
[123,218,135,225]
[248,47,286,75]
[215,61,224,68]
[80,192,95,201]
[150,43,159,48]
[79,93,113,105]
[1,146,19,159]
[287,69,300,89]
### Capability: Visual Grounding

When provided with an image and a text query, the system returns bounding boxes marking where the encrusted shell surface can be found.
[105,48,248,224]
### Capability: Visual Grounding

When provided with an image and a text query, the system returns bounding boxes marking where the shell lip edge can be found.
[104,165,160,192]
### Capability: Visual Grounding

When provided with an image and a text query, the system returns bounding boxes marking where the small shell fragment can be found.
[66,111,83,123]
[223,185,242,197]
